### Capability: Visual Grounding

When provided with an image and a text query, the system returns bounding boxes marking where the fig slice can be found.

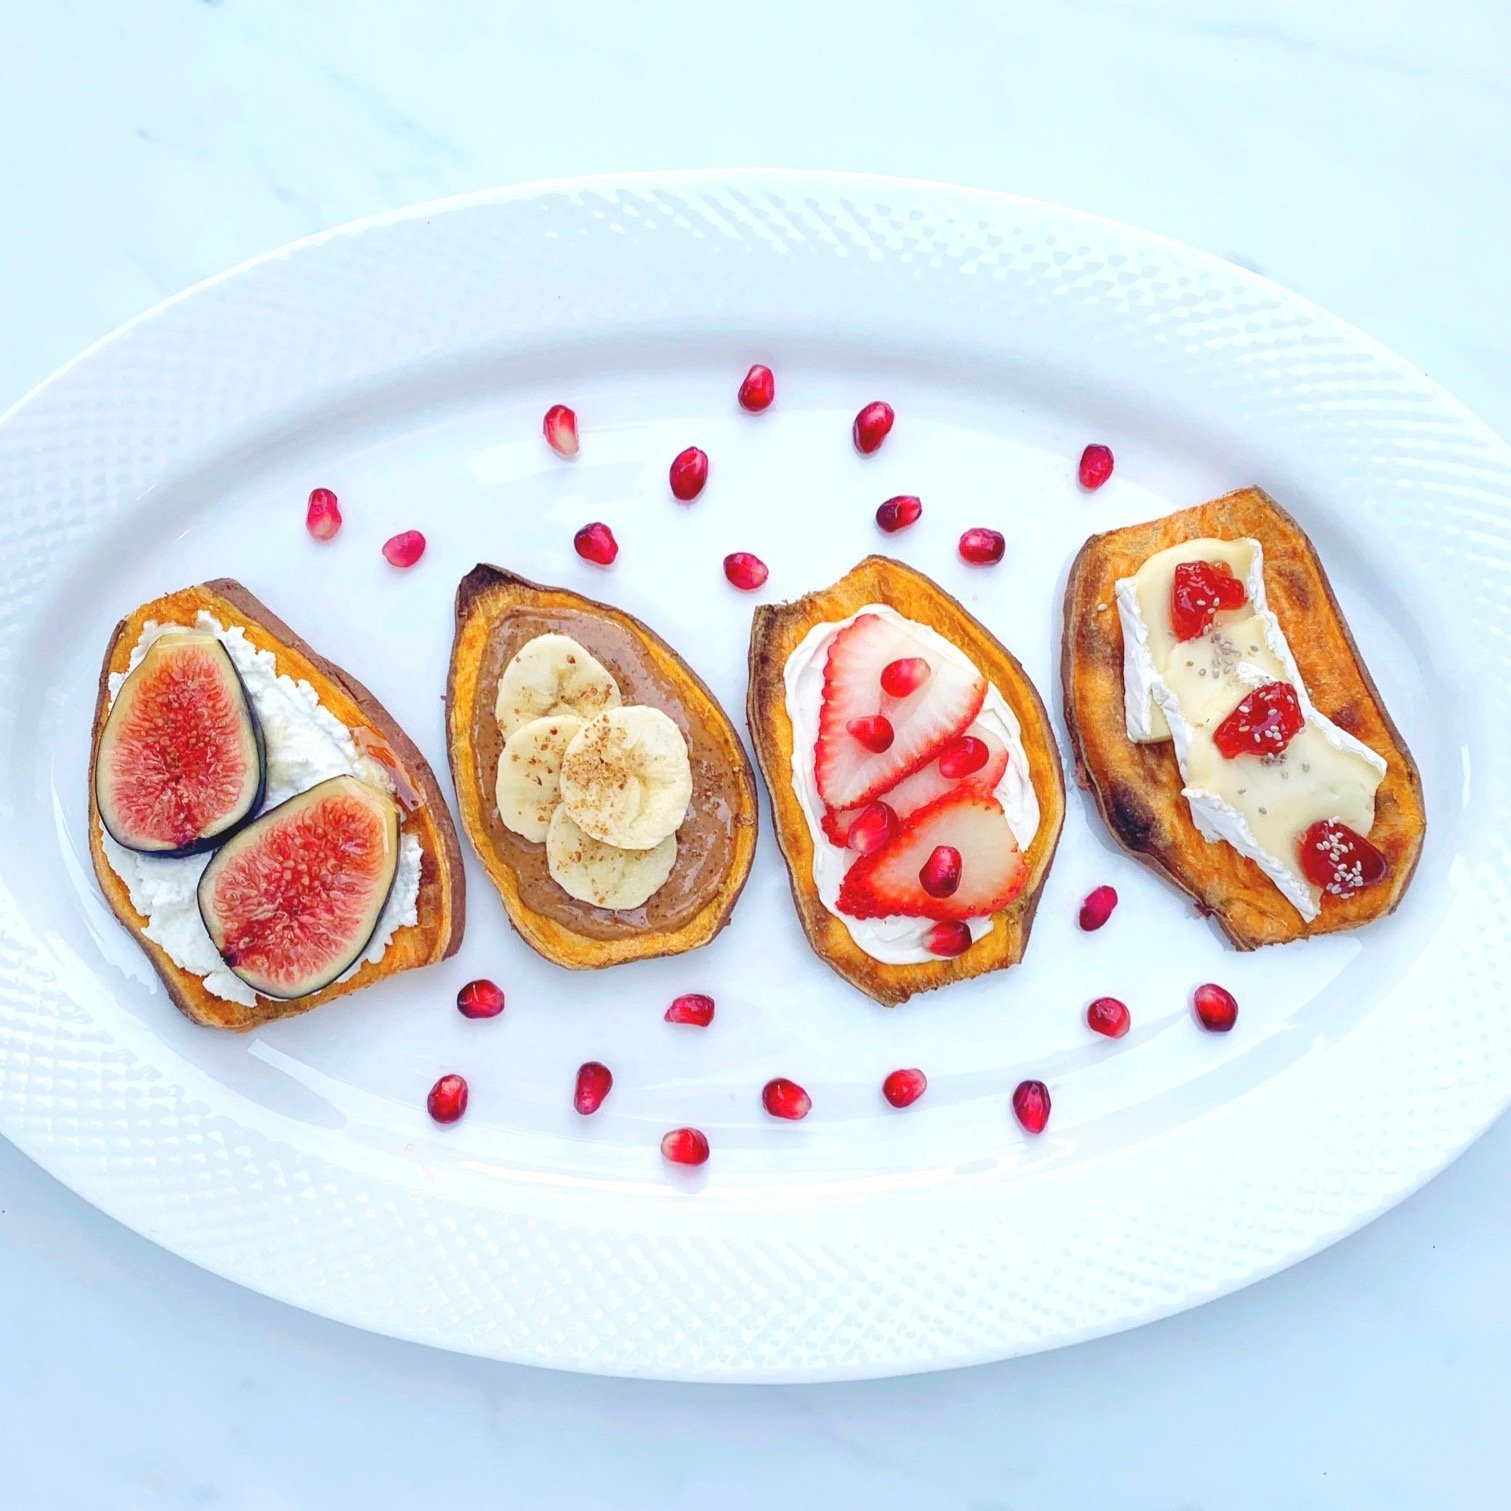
[196,775,401,1000]
[95,631,266,856]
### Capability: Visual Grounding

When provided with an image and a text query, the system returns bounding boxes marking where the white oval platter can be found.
[0,172,1505,1381]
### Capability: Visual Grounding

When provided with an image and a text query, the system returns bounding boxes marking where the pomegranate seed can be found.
[543,404,579,458]
[574,1061,613,1115]
[880,657,931,697]
[724,551,769,591]
[846,715,894,753]
[665,992,715,1027]
[846,800,899,854]
[937,735,989,779]
[382,530,426,569]
[574,521,618,566]
[924,920,972,957]
[305,487,342,541]
[1078,443,1114,490]
[882,1068,927,1109]
[875,494,922,533]
[737,364,775,412]
[456,979,505,1019]
[1012,1079,1051,1134]
[1086,996,1131,1038]
[762,1077,812,1121]
[958,527,1005,566]
[1193,982,1238,1033]
[426,1073,468,1124]
[661,1127,710,1166]
[919,845,962,899]
[1078,885,1118,931]
[669,446,709,502]
[853,401,895,455]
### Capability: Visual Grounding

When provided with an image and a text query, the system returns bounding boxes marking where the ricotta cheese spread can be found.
[99,612,422,1006]
[783,604,1041,964]
[1114,537,1386,921]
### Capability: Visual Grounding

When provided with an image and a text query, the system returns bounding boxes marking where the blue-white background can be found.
[2,3,1507,1505]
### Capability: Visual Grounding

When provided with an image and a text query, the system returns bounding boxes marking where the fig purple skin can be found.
[95,633,266,858]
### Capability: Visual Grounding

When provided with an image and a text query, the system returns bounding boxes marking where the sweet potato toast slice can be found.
[88,578,466,1030]
[748,555,1065,1006]
[1061,486,1425,948]
[446,565,758,968]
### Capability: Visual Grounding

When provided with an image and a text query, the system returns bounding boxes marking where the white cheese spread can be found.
[1114,537,1386,921]
[99,612,422,1007]
[783,604,1041,964]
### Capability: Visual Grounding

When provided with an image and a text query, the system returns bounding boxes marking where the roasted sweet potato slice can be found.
[748,555,1065,1006]
[1061,486,1425,948]
[88,579,466,1030]
[446,565,758,968]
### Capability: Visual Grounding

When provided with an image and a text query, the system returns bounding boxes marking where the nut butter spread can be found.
[471,607,748,941]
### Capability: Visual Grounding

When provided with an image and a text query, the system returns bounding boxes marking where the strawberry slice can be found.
[822,722,1009,845]
[815,615,986,811]
[837,790,1027,922]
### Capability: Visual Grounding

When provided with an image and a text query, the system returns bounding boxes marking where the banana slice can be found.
[559,705,693,850]
[546,806,677,910]
[495,713,584,842]
[494,634,621,740]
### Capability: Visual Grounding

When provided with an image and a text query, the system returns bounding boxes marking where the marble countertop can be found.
[3,2,1508,1505]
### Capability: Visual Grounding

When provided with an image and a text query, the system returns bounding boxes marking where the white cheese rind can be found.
[99,612,422,1007]
[1116,574,1160,743]
[783,604,1041,965]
